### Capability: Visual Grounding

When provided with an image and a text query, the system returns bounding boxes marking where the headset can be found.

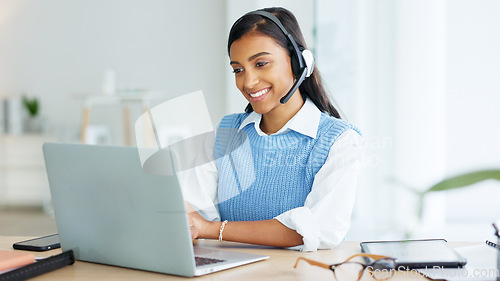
[243,11,314,104]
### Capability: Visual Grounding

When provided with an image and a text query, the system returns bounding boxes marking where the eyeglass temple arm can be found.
[294,257,331,270]
[344,253,393,262]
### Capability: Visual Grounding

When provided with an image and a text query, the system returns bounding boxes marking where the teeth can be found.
[250,88,269,98]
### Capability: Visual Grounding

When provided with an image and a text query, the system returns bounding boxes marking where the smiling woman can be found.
[230,33,298,131]
[181,7,364,251]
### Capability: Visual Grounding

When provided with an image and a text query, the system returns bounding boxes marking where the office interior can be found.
[0,0,499,243]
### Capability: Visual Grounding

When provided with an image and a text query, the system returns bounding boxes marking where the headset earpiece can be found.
[291,48,314,79]
[302,49,314,77]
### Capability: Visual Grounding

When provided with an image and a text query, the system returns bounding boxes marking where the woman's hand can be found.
[186,202,218,240]
[185,202,303,247]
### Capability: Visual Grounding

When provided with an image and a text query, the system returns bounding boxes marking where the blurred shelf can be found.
[0,134,53,211]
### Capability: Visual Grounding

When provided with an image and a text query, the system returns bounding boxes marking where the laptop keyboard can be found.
[195,256,227,267]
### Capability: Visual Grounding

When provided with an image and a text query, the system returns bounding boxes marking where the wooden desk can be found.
[2,236,462,281]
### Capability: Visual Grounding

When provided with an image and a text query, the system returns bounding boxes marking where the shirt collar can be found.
[238,98,322,138]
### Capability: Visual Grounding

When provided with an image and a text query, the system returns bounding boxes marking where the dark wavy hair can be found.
[227,7,341,119]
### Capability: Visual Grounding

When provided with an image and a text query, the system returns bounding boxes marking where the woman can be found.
[182,7,363,251]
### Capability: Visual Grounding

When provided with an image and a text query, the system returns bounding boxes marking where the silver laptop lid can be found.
[43,143,197,277]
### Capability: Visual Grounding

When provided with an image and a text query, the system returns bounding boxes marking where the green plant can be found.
[415,169,500,221]
[393,169,500,238]
[22,95,39,117]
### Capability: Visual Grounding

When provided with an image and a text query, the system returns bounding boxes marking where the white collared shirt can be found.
[177,98,364,251]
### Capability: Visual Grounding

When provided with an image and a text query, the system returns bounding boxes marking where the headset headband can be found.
[245,11,306,70]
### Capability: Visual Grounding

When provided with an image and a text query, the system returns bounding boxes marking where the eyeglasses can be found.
[294,253,397,281]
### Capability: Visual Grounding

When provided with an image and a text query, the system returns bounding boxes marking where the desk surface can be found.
[1,236,476,281]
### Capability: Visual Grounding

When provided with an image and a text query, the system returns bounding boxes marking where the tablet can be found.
[360,239,467,269]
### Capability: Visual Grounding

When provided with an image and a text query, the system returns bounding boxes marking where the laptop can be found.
[42,143,268,277]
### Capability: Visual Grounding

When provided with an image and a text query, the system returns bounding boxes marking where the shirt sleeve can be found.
[176,132,221,222]
[274,129,365,251]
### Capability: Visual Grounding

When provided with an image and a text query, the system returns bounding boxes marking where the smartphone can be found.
[13,234,60,252]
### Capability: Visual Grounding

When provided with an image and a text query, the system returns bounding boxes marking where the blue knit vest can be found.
[214,112,359,221]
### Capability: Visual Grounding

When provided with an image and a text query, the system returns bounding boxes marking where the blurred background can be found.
[0,0,499,242]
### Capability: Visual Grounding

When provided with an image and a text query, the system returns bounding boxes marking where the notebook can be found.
[43,143,268,277]
[0,250,34,273]
[360,239,467,269]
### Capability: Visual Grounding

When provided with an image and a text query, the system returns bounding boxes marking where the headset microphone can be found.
[280,67,307,104]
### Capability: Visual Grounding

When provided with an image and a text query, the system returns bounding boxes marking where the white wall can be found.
[392,0,448,238]
[316,0,500,241]
[443,0,500,241]
[0,0,227,144]
[0,0,316,143]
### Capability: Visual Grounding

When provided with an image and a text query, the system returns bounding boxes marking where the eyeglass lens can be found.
[368,258,396,280]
